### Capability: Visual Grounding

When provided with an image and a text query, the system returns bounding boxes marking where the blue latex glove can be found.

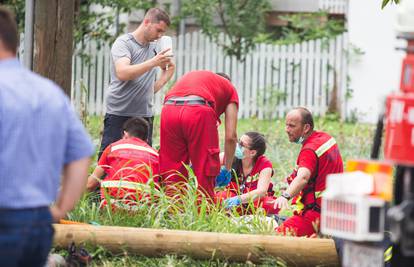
[224,196,241,209]
[215,167,232,187]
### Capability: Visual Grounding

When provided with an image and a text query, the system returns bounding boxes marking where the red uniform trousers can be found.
[215,182,279,214]
[276,209,320,237]
[160,104,220,199]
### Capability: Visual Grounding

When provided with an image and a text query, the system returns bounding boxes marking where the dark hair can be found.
[294,107,314,131]
[0,7,18,55]
[245,132,266,161]
[123,117,149,141]
[145,8,171,26]
[216,72,231,81]
[231,132,267,181]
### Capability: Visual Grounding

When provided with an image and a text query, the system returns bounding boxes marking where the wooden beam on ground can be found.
[53,224,339,266]
[33,0,74,96]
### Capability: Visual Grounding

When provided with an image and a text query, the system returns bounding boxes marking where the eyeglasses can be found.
[238,140,251,150]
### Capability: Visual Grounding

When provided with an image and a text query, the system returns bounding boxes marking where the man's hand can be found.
[151,48,173,68]
[224,196,241,209]
[162,60,175,75]
[49,205,66,223]
[273,196,290,211]
[215,167,232,187]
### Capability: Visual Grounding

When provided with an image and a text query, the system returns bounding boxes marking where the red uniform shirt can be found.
[99,137,160,184]
[287,131,343,209]
[165,70,239,117]
[234,155,274,195]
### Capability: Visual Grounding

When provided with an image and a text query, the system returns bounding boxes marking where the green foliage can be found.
[271,12,346,45]
[323,112,341,122]
[1,0,25,30]
[382,0,400,9]
[77,115,375,265]
[181,0,271,61]
[1,0,156,45]
[74,0,155,45]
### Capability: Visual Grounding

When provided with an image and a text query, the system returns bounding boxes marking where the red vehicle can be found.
[321,2,414,266]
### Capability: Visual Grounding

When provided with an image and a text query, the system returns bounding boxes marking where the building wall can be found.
[271,0,318,12]
[347,0,405,122]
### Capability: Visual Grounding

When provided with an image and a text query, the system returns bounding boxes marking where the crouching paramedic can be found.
[273,107,343,236]
[216,132,278,214]
[159,70,239,200]
[87,117,159,208]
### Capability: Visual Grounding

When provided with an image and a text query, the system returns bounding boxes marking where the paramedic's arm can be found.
[86,166,105,192]
[273,167,311,210]
[50,157,91,222]
[223,103,238,170]
[240,167,273,202]
[285,167,311,197]
[115,49,172,81]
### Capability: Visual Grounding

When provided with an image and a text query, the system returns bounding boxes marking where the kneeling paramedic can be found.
[87,117,159,209]
[273,107,343,237]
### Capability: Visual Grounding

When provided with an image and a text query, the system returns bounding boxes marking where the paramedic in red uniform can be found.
[215,132,278,215]
[159,70,239,199]
[87,117,159,208]
[273,107,343,237]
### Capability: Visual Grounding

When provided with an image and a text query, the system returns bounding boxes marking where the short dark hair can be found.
[123,117,149,141]
[216,72,231,81]
[0,7,18,55]
[145,8,170,26]
[245,131,266,161]
[294,107,314,130]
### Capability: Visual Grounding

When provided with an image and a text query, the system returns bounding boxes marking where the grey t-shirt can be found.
[106,33,159,117]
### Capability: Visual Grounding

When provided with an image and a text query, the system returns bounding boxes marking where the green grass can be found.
[62,115,375,266]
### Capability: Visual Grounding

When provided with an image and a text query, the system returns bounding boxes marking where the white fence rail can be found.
[72,31,348,119]
[319,0,348,14]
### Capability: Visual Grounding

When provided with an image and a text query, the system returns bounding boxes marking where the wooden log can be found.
[53,224,339,266]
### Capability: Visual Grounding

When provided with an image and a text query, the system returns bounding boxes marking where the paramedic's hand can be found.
[215,167,232,187]
[224,196,241,209]
[273,196,290,211]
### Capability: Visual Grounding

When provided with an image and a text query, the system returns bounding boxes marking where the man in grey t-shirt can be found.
[99,7,174,157]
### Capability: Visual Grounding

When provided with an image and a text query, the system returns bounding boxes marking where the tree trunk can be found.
[327,69,340,115]
[53,224,339,266]
[33,0,74,96]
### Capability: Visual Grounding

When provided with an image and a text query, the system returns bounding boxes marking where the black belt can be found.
[304,203,321,213]
[164,99,212,107]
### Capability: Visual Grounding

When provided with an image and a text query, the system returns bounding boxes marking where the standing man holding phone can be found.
[99,7,175,157]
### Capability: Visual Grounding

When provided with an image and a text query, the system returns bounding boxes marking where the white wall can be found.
[347,0,405,122]
[271,0,319,12]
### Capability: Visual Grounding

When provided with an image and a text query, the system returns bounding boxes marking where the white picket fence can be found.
[319,0,348,14]
[72,31,348,119]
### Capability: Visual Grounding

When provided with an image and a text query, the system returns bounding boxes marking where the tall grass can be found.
[66,115,375,266]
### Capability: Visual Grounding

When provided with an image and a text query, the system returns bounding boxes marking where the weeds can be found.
[65,116,374,266]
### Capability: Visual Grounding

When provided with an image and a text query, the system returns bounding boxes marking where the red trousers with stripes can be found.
[159,104,220,199]
[276,210,320,237]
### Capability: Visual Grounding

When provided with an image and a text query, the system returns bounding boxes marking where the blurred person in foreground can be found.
[0,6,94,267]
[273,107,343,237]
